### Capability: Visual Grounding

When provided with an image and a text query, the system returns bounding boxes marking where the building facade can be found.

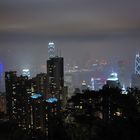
[47,57,64,100]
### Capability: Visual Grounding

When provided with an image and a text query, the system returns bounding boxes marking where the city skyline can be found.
[1,2,140,138]
[0,0,140,76]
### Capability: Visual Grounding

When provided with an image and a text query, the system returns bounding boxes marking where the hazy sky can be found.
[0,0,140,75]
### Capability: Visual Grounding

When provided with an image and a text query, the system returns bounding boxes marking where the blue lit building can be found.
[46,97,60,140]
[0,63,3,75]
[30,93,46,133]
[0,63,4,92]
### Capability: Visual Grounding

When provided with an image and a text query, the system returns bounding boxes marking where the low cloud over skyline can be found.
[0,0,140,75]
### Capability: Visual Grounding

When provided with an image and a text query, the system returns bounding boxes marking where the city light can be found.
[107,72,118,81]
[31,93,42,99]
[46,97,58,103]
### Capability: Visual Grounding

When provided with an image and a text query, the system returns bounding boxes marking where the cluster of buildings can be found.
[4,42,67,136]
[0,42,140,137]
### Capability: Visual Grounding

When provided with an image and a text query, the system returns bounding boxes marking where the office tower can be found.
[47,57,64,100]
[135,53,140,75]
[81,80,88,92]
[118,60,126,86]
[131,53,140,89]
[48,42,55,59]
[131,74,140,89]
[106,72,121,88]
[91,78,95,90]
[22,69,31,77]
[64,73,74,98]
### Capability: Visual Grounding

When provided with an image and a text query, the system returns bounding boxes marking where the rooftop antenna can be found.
[56,48,59,57]
[59,48,62,57]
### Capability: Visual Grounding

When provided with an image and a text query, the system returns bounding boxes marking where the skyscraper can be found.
[47,57,64,100]
[131,53,140,89]
[135,53,140,75]
[118,60,126,86]
[22,69,31,77]
[106,72,121,88]
[48,42,55,59]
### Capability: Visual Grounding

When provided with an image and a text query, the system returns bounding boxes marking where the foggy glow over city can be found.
[0,1,140,140]
[0,0,140,77]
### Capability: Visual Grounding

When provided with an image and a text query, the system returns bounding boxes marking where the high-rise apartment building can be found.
[32,73,48,98]
[5,71,17,120]
[5,71,32,128]
[30,93,46,133]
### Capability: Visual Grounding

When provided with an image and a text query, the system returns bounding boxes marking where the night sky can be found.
[0,0,140,76]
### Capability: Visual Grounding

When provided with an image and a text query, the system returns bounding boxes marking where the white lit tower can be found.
[91,78,95,90]
[131,53,140,89]
[135,53,140,75]
[48,42,55,59]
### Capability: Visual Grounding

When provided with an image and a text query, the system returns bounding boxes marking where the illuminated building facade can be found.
[32,73,48,98]
[30,93,46,133]
[22,69,31,77]
[47,57,64,100]
[5,71,32,128]
[106,72,121,88]
[135,53,140,75]
[48,42,55,59]
[5,71,17,120]
[132,53,140,89]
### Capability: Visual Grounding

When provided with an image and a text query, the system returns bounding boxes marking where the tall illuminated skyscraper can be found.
[131,53,140,89]
[48,42,55,59]
[47,56,64,100]
[22,69,30,77]
[135,53,140,75]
